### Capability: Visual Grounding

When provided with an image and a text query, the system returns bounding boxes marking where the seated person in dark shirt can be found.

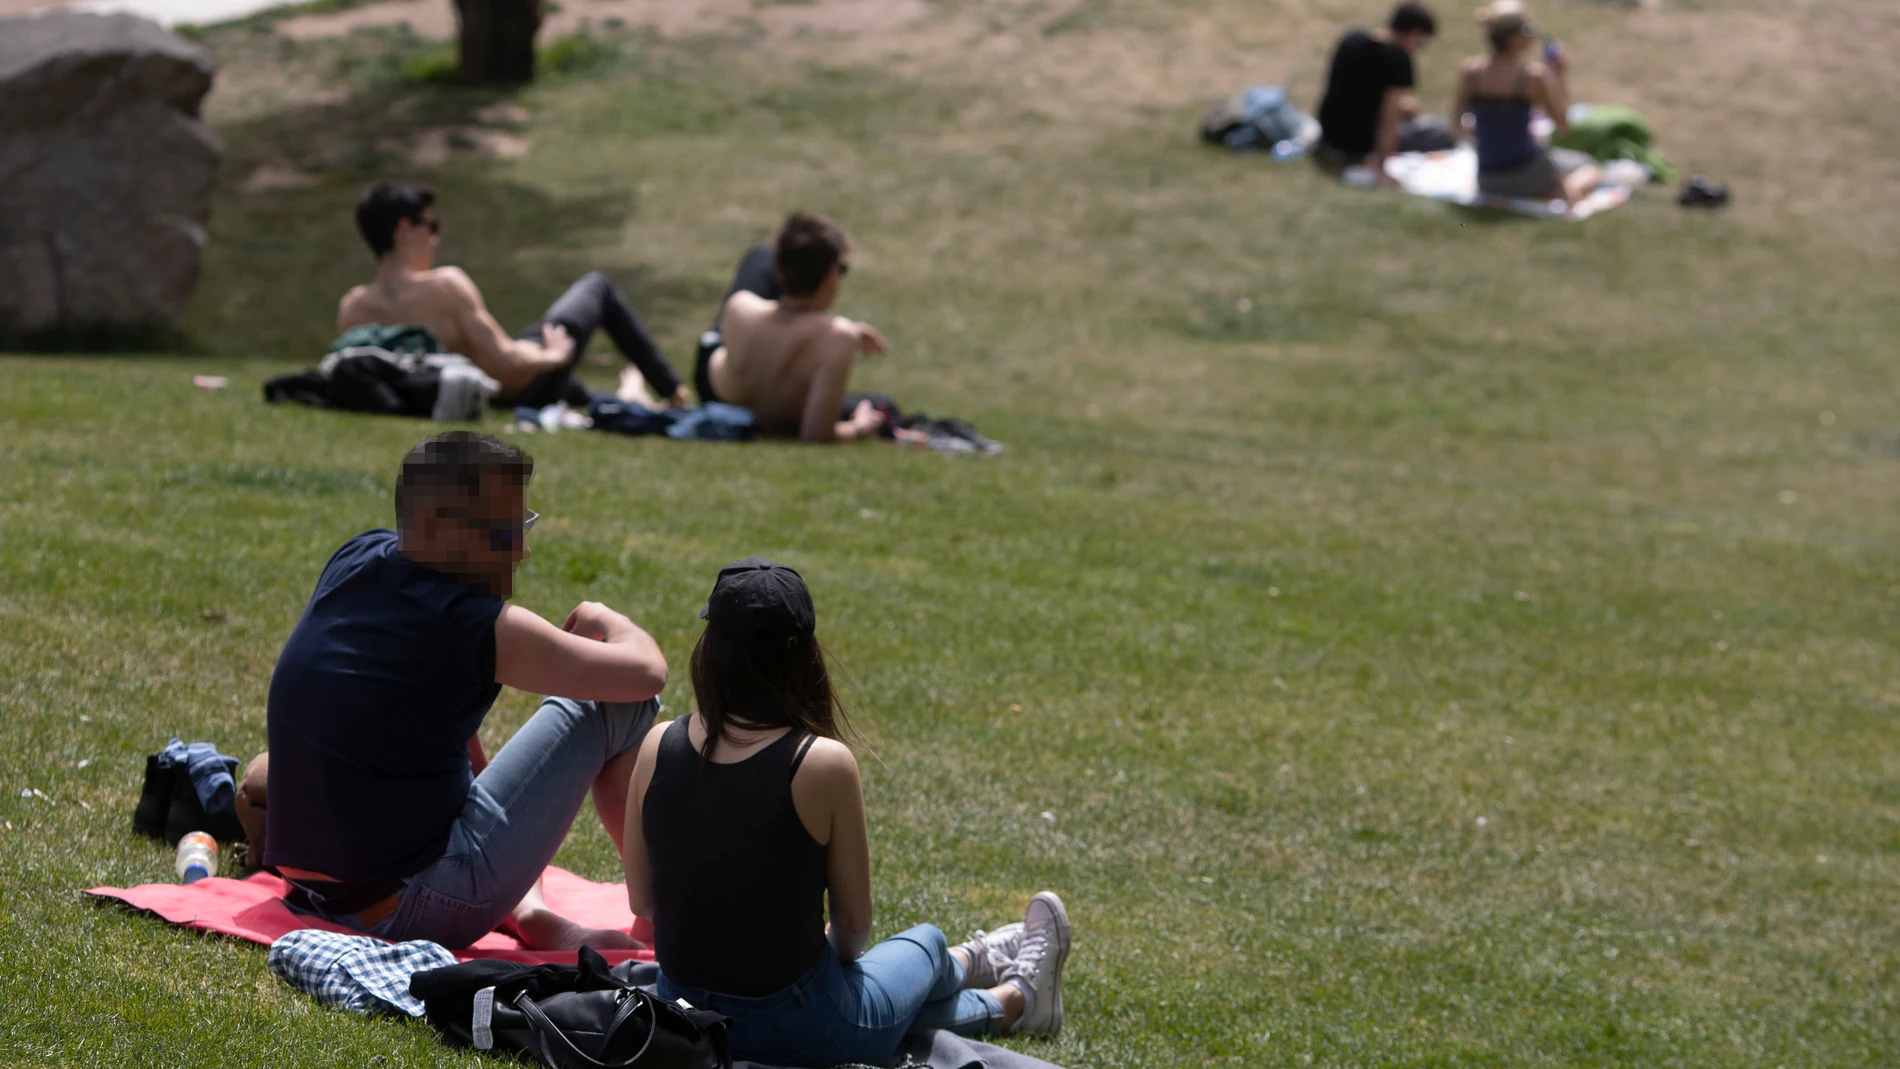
[238,431,668,950]
[1315,2,1441,178]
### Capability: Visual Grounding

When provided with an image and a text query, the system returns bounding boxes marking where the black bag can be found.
[132,751,244,847]
[413,947,732,1069]
[264,354,440,417]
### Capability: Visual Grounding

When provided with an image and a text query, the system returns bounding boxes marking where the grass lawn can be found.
[3,1,1897,1065]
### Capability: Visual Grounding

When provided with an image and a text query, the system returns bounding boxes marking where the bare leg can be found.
[1561,163,1602,209]
[507,876,644,951]
[988,982,1025,1032]
[235,752,269,870]
[952,945,1027,1031]
[592,745,641,855]
[616,366,661,406]
[501,738,645,950]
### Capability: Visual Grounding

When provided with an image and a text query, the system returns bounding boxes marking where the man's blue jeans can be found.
[330,697,656,948]
[658,924,1005,1066]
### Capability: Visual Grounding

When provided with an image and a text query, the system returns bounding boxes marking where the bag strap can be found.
[512,988,658,1069]
[709,1022,733,1069]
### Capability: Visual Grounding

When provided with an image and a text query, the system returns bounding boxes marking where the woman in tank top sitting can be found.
[1451,1,1602,208]
[623,558,1073,1067]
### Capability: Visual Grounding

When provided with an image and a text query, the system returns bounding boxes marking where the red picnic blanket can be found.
[87,866,656,965]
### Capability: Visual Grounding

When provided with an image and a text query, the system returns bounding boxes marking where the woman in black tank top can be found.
[624,558,1075,1067]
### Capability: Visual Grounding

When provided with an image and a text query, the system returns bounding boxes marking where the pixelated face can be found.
[426,474,531,599]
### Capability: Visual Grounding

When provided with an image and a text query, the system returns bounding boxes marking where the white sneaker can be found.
[954,922,1023,989]
[1004,892,1070,1035]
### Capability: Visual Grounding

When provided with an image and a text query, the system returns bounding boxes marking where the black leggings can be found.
[508,272,683,410]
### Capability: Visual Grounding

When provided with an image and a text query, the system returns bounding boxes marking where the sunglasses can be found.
[838,261,850,277]
[446,508,538,551]
[415,215,440,236]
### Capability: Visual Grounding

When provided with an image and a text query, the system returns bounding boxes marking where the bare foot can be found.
[512,907,646,952]
[616,367,659,406]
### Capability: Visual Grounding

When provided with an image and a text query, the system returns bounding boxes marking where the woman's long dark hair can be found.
[689,628,854,765]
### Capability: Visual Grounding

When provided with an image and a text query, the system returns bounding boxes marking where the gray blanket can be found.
[734,1029,1067,1069]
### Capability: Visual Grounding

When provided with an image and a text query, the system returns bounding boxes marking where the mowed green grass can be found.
[3,2,1898,1066]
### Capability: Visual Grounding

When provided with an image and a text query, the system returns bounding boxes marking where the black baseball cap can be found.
[700,557,816,642]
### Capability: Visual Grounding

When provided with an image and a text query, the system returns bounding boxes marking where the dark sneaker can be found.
[1678,175,1730,208]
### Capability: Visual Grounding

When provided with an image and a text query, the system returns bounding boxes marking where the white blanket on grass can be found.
[1383,145,1632,221]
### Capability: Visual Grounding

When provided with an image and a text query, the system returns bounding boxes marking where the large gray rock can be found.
[0,12,222,335]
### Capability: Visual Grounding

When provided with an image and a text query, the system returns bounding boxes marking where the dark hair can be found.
[1486,14,1532,52]
[689,626,852,766]
[394,431,532,529]
[356,180,435,259]
[774,212,850,298]
[1389,1,1437,35]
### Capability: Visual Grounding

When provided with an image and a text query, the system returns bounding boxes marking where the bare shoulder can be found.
[799,736,861,786]
[809,315,861,359]
[337,283,369,314]
[426,266,482,303]
[725,290,772,316]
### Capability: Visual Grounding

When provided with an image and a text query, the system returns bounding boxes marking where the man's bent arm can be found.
[493,603,667,702]
[440,269,570,389]
[800,330,875,444]
[1371,87,1407,165]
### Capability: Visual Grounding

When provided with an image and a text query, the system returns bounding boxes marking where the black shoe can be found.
[132,753,172,840]
[1678,175,1730,208]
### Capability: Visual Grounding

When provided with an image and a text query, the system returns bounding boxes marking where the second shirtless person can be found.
[337,181,691,411]
[695,213,894,444]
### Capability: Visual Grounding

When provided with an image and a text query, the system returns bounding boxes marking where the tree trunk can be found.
[454,0,541,85]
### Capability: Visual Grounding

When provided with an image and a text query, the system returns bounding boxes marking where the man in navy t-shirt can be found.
[241,431,669,950]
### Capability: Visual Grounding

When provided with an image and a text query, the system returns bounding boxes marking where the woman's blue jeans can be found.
[658,924,1004,1067]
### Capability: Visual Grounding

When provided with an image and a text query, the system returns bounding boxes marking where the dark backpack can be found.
[412,947,732,1069]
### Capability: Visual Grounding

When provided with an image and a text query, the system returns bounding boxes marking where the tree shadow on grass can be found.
[0,321,197,355]
[187,47,719,365]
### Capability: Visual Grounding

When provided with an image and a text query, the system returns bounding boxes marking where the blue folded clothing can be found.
[157,738,237,815]
[585,397,758,441]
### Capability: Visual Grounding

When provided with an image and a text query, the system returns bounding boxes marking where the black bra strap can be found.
[788,733,818,776]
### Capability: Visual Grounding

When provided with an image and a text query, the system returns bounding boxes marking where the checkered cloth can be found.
[268,929,457,1017]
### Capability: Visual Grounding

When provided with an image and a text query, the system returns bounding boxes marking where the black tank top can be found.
[642,714,828,997]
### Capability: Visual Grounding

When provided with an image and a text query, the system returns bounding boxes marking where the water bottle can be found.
[175,831,219,884]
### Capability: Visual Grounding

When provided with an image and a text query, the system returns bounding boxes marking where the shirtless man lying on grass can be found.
[236,432,663,951]
[336,180,691,411]
[694,212,894,443]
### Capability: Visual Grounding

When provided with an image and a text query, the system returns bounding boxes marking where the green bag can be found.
[1552,104,1676,183]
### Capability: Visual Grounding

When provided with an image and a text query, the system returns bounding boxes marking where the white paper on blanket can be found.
[1381,146,1632,221]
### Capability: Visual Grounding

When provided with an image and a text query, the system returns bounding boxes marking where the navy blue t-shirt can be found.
[264,530,505,883]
